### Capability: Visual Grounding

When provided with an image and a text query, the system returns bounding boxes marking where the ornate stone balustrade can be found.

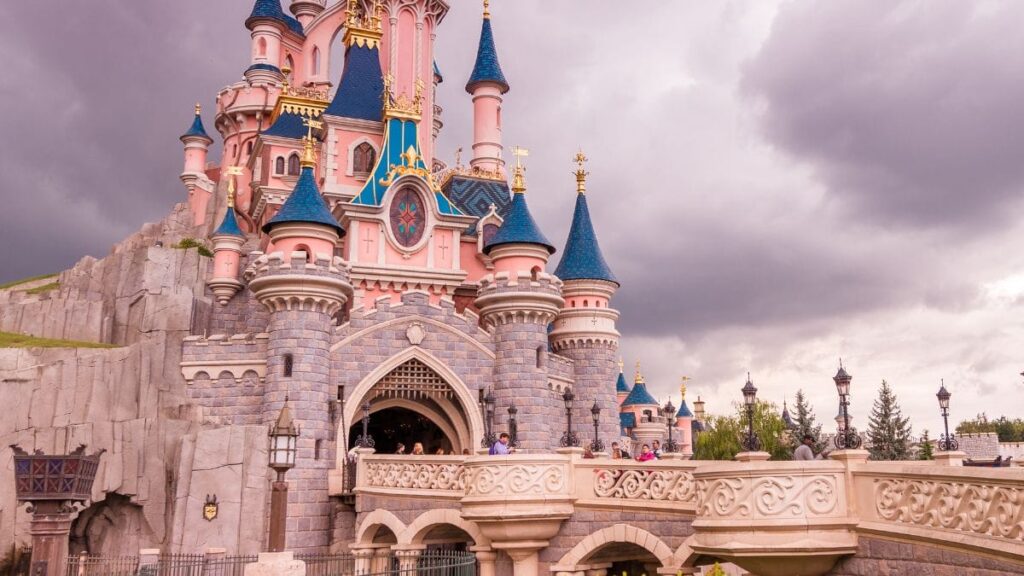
[355,455,467,500]
[853,462,1024,562]
[573,460,698,513]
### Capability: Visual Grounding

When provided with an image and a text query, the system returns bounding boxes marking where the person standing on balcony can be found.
[794,435,825,460]
[411,443,425,455]
[652,440,663,459]
[489,433,513,455]
[611,442,631,459]
[395,443,406,455]
[636,444,656,462]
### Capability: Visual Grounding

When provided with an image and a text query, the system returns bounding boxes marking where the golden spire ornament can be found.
[634,361,645,384]
[483,0,491,19]
[511,146,529,194]
[300,118,323,168]
[194,102,202,116]
[680,376,691,399]
[618,358,625,373]
[224,166,244,208]
[573,149,589,194]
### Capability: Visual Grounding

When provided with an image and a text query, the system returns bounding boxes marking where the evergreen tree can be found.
[918,429,934,460]
[866,380,913,460]
[792,389,826,453]
[692,400,791,461]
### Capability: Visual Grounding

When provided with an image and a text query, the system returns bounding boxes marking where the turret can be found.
[615,360,630,405]
[620,363,665,449]
[245,0,293,83]
[674,380,694,457]
[207,172,246,305]
[466,0,509,175]
[550,152,622,445]
[245,133,351,551]
[180,103,215,226]
[289,0,324,27]
[475,158,564,451]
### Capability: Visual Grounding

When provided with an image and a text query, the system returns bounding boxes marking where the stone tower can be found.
[245,136,352,550]
[550,154,622,448]
[475,163,563,451]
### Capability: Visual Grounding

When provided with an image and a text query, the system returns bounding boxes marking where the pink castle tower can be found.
[673,380,695,457]
[466,0,509,176]
[207,171,247,305]
[179,104,215,225]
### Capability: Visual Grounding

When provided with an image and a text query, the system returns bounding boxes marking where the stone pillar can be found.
[248,251,352,551]
[139,549,160,572]
[371,547,391,573]
[204,548,227,576]
[472,548,497,576]
[475,271,564,452]
[351,547,375,574]
[26,502,74,576]
[243,552,306,576]
[394,548,423,574]
[735,451,771,462]
[502,546,541,576]
[934,451,967,466]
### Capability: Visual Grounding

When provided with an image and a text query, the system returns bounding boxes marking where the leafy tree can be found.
[956,414,1024,442]
[866,380,913,460]
[918,429,934,460]
[792,389,826,453]
[693,400,791,461]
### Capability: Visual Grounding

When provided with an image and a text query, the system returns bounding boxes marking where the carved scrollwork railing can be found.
[864,470,1024,548]
[574,461,699,512]
[356,456,467,498]
[696,474,841,519]
[464,462,568,496]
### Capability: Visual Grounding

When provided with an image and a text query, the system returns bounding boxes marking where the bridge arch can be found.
[400,509,490,547]
[355,509,407,546]
[558,524,676,571]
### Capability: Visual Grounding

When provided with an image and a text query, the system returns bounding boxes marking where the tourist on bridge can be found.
[611,442,631,459]
[794,435,826,460]
[636,444,656,462]
[489,433,514,455]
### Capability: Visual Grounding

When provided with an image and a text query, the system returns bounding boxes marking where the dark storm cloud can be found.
[742,1,1024,230]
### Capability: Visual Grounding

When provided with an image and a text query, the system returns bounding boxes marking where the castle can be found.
[4,2,1024,576]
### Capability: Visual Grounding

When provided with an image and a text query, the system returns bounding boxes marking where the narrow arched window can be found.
[643,410,653,423]
[287,153,300,176]
[275,156,285,174]
[353,142,375,176]
[283,354,293,377]
[256,37,267,58]
[245,141,253,156]
[536,346,546,369]
[314,439,322,460]
[312,47,322,76]
[530,266,541,281]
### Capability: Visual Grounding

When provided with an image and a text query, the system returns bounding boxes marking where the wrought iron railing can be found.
[65,551,476,576]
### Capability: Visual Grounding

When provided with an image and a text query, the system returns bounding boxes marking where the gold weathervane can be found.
[511,146,529,193]
[634,360,645,384]
[574,149,589,194]
[301,118,323,167]
[225,166,244,208]
[194,102,202,116]
[483,0,491,19]
[618,358,625,373]
[680,376,691,399]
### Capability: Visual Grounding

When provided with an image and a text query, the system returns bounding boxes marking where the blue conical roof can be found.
[621,382,658,407]
[263,166,344,237]
[616,371,630,394]
[325,44,384,121]
[181,112,211,142]
[675,400,693,418]
[554,192,618,285]
[246,0,305,36]
[214,207,244,237]
[466,18,509,94]
[484,192,555,255]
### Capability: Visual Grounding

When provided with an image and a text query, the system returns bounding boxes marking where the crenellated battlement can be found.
[244,250,353,314]
[474,270,565,327]
[341,289,486,340]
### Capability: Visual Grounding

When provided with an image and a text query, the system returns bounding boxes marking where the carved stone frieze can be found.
[464,463,567,497]
[874,478,1024,542]
[364,461,466,492]
[697,474,840,519]
[593,468,696,503]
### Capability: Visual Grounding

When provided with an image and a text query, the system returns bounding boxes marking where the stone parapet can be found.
[475,271,564,328]
[245,251,353,315]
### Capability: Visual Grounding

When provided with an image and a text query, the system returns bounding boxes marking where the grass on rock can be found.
[0,331,118,349]
[0,273,58,291]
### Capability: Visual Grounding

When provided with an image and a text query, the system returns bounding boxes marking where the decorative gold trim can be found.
[383,75,424,121]
[345,0,383,49]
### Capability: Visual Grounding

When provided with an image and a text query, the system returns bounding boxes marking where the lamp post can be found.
[355,400,374,449]
[663,399,679,453]
[559,388,580,447]
[268,399,298,552]
[832,364,862,450]
[507,403,520,448]
[590,402,604,452]
[740,374,761,452]
[936,381,958,451]
[481,390,497,448]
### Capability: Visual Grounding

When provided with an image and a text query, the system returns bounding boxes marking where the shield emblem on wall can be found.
[203,494,218,521]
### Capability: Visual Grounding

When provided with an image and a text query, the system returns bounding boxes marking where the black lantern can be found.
[590,402,604,453]
[936,381,957,451]
[663,399,679,453]
[740,374,761,452]
[269,398,299,473]
[507,402,520,448]
[832,364,862,450]
[560,388,580,447]
[355,400,375,449]
[481,390,497,448]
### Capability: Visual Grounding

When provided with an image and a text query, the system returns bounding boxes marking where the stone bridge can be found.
[343,450,1024,576]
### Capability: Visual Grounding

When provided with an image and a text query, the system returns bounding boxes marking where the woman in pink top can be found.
[636,444,656,462]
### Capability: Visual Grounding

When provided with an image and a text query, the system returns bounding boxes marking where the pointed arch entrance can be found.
[339,348,483,460]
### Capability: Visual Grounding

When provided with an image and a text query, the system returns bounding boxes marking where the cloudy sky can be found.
[3,0,1024,433]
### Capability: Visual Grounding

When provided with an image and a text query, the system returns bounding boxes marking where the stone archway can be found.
[557,524,676,572]
[356,510,407,546]
[400,509,490,548]
[339,347,484,461]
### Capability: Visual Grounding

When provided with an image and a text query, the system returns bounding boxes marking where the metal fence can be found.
[65,551,476,576]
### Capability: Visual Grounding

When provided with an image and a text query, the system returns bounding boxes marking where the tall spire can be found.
[554,151,618,285]
[263,128,344,237]
[181,103,212,143]
[483,147,555,255]
[466,0,509,94]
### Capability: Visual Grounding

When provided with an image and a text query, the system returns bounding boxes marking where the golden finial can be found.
[194,102,202,116]
[300,118,323,168]
[225,166,244,208]
[680,376,691,399]
[281,65,292,91]
[511,146,529,194]
[455,146,463,168]
[573,149,589,195]
[618,358,624,373]
[403,146,419,168]
[634,361,645,385]
[483,0,491,19]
